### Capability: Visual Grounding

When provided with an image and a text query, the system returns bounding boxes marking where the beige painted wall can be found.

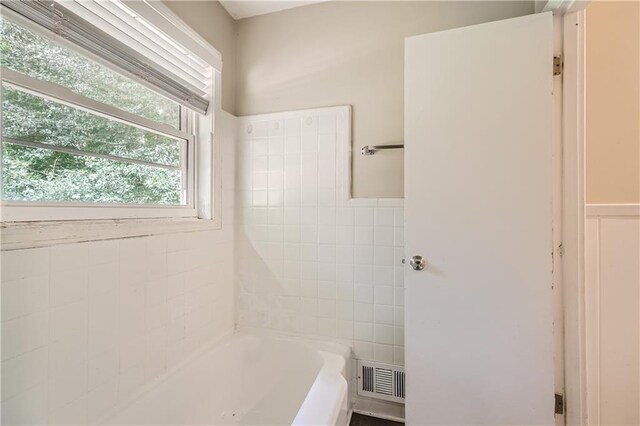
[164,0,238,114]
[586,0,640,204]
[235,1,534,197]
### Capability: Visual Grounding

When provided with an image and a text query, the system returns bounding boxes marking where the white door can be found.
[404,12,555,425]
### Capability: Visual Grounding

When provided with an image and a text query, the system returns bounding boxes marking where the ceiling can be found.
[219,0,329,20]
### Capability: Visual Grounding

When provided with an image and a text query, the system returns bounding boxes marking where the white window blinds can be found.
[0,0,216,114]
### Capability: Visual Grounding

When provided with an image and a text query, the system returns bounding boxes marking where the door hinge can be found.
[555,393,565,415]
[553,56,563,76]
[557,243,564,258]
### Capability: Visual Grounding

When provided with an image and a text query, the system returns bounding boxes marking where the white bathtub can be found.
[101,333,350,425]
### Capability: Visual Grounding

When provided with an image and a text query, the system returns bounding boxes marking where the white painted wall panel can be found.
[585,206,640,426]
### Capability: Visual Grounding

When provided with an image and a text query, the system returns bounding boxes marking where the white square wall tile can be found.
[300,226,318,244]
[317,208,336,226]
[300,280,318,298]
[354,265,372,284]
[336,208,354,226]
[51,244,89,271]
[354,341,373,360]
[394,247,405,265]
[394,287,405,306]
[285,118,301,136]
[355,227,374,246]
[318,245,335,262]
[268,171,284,189]
[283,208,301,225]
[335,245,354,265]
[355,284,373,303]
[336,283,354,301]
[2,312,48,361]
[1,346,48,400]
[300,207,318,225]
[373,266,394,286]
[49,395,88,425]
[285,136,301,156]
[318,299,335,318]
[269,137,284,155]
[317,262,335,281]
[354,303,373,322]
[354,246,373,265]
[374,227,394,246]
[268,208,285,225]
[318,281,336,299]
[50,301,88,342]
[318,318,336,337]
[50,268,88,308]
[355,208,374,227]
[89,240,118,266]
[25,248,51,276]
[394,228,405,247]
[49,331,88,384]
[394,307,405,326]
[252,139,268,156]
[48,362,87,410]
[374,344,394,363]
[87,378,118,425]
[337,320,354,339]
[374,324,394,345]
[1,250,23,282]
[1,275,49,322]
[393,346,405,365]
[394,268,404,287]
[374,286,394,306]
[335,227,354,245]
[318,226,336,244]
[373,246,394,266]
[88,350,118,391]
[374,208,395,227]
[336,300,353,320]
[335,263,354,282]
[1,384,48,425]
[394,326,405,346]
[394,208,404,228]
[117,365,145,403]
[355,322,373,341]
[300,244,318,261]
[374,305,394,325]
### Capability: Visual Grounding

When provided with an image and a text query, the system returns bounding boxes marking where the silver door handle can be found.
[409,255,426,271]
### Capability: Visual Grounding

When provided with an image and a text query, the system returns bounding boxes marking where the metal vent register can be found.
[357,361,406,403]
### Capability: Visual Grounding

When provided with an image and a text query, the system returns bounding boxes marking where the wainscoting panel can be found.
[585,205,640,426]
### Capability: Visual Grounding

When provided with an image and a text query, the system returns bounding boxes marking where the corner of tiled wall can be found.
[235,106,405,367]
[0,111,237,425]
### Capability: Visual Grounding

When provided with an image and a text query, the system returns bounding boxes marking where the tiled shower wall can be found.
[0,113,236,425]
[236,106,406,365]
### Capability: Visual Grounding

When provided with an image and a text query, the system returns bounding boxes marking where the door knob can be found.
[409,255,426,271]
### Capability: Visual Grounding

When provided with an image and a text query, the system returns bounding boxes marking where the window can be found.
[0,1,220,223]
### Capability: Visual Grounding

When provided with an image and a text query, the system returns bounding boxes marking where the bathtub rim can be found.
[96,330,352,425]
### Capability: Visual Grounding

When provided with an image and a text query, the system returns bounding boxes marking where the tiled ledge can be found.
[0,217,225,251]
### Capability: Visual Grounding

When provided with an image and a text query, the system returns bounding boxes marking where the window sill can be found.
[0,217,221,251]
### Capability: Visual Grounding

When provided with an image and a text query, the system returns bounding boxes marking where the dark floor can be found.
[350,413,404,426]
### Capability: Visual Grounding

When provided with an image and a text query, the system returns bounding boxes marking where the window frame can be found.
[0,6,220,224]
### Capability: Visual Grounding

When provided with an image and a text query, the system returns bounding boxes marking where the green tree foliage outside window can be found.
[1,17,186,205]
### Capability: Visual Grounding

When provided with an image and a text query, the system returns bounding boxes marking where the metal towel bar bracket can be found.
[361,144,404,155]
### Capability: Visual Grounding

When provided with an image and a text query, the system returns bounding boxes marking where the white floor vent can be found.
[357,360,405,403]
